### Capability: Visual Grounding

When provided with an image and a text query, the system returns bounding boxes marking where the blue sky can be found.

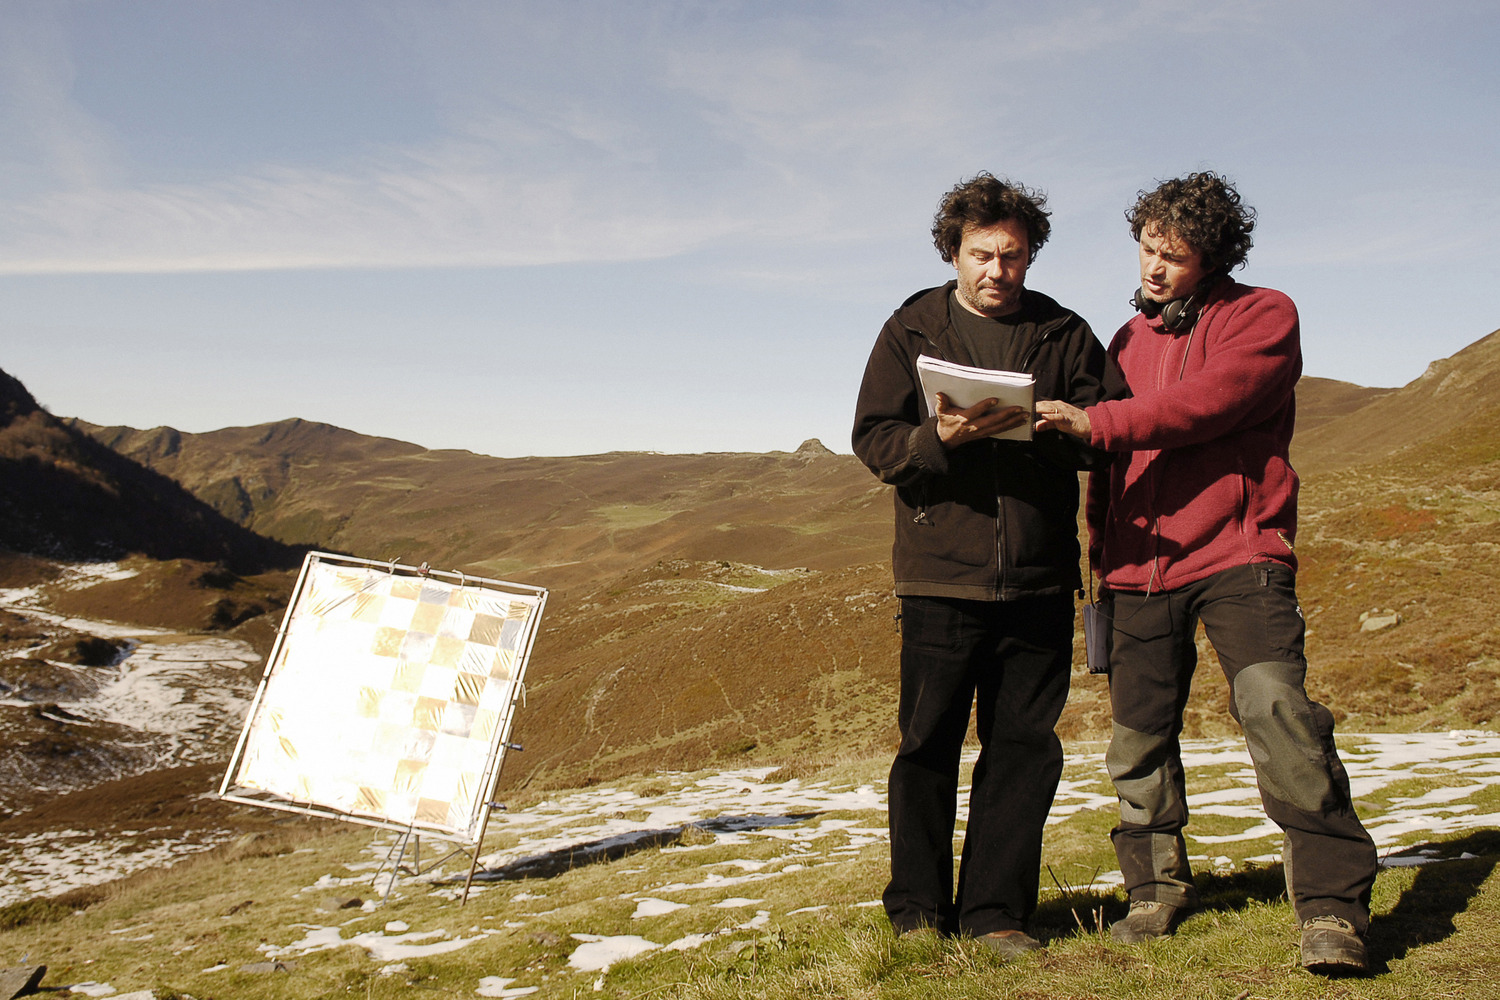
[2,1,1496,457]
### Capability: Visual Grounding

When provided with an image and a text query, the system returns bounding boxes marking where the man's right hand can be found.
[935,393,1028,448]
[1032,399,1092,440]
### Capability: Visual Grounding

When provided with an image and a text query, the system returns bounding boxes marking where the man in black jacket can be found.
[852,173,1120,954]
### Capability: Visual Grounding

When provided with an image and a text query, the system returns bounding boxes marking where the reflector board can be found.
[220,552,546,843]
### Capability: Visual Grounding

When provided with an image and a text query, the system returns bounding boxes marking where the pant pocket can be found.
[899,597,965,652]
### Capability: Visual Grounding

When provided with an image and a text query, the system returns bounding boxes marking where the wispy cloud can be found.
[0,4,123,192]
[0,146,753,274]
[0,0,1493,282]
[0,2,1148,275]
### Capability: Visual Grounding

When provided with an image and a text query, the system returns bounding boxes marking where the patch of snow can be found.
[0,598,171,640]
[652,870,784,894]
[663,932,717,952]
[0,828,233,906]
[632,897,688,918]
[477,976,540,997]
[567,933,659,972]
[75,636,260,744]
[264,923,486,962]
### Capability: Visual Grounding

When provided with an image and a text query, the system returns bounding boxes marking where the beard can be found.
[958,277,1022,317]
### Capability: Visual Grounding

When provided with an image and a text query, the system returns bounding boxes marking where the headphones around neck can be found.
[1131,286,1203,332]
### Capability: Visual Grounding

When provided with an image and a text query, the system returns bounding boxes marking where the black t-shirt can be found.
[946,290,1034,372]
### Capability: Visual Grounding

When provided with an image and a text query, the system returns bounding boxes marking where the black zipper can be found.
[993,326,1057,595]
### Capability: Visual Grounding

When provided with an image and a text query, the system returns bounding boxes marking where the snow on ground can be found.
[0,582,261,755]
[0,590,262,779]
[0,828,234,907]
[235,731,1500,994]
[2,586,1497,990]
[0,563,167,640]
[0,589,265,904]
[76,636,261,755]
[3,723,1498,991]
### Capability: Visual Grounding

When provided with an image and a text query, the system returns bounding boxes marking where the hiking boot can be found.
[1109,900,1185,943]
[978,929,1043,958]
[1300,915,1368,974]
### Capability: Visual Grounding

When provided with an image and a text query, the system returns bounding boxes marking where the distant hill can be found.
[71,419,889,592]
[0,368,299,576]
[1294,328,1500,471]
[1292,375,1396,439]
[62,418,902,787]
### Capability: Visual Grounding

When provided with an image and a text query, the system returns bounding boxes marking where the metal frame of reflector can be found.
[220,552,546,895]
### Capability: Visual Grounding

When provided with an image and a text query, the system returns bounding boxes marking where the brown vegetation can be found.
[1,328,1496,811]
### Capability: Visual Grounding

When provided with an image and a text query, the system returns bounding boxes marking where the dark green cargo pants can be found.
[1103,564,1376,931]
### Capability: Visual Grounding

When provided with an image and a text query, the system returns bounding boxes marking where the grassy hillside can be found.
[513,559,900,789]
[3,740,1498,999]
[1295,409,1500,730]
[1292,374,1396,437]
[1293,328,1500,472]
[74,421,888,591]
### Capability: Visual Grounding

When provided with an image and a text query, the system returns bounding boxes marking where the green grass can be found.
[4,752,1500,999]
[593,504,682,531]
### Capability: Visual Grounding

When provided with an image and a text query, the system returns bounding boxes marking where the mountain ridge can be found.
[1293,327,1500,471]
[0,370,300,575]
[68,416,890,594]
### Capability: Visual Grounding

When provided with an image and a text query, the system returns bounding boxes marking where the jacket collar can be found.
[894,280,1074,342]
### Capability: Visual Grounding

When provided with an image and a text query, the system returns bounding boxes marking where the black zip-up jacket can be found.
[852,282,1123,600]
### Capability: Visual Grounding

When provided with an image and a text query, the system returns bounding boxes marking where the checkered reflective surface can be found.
[224,553,544,841]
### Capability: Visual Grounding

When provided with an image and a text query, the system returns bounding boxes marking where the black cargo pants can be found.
[884,593,1073,937]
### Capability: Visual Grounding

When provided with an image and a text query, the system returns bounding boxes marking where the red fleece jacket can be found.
[1086,279,1301,591]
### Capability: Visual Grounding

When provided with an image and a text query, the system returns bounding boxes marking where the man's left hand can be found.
[1033,399,1092,440]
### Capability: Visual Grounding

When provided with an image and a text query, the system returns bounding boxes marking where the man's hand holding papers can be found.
[916,355,1036,445]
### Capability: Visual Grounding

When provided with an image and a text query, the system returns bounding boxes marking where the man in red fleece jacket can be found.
[1035,173,1376,975]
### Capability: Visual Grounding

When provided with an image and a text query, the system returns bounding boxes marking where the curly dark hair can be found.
[932,173,1051,265]
[1127,172,1256,274]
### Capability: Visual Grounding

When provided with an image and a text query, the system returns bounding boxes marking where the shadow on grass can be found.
[1035,831,1500,967]
[466,812,821,882]
[1034,861,1294,941]
[1366,829,1500,974]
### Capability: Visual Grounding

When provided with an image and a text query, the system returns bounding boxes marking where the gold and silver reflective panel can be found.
[220,552,546,843]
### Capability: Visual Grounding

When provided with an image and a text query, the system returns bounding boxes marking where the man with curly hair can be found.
[852,173,1121,955]
[1035,173,1377,974]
